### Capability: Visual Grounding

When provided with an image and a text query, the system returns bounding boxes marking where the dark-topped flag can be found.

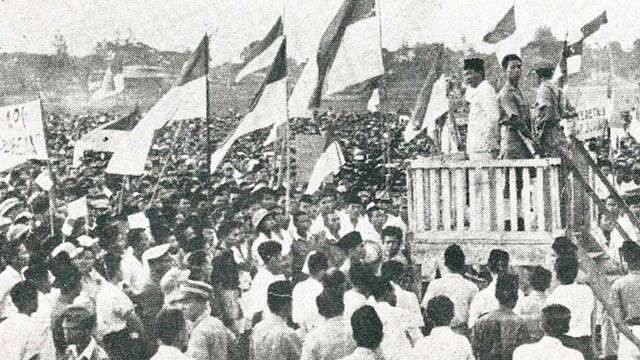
[483,6,516,44]
[91,52,124,100]
[554,39,583,86]
[308,0,382,108]
[235,17,284,83]
[107,35,209,176]
[305,123,346,195]
[73,109,140,167]
[210,39,288,174]
[404,44,448,142]
[581,11,607,38]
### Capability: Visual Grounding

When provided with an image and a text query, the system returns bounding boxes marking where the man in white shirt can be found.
[242,241,286,322]
[301,288,357,360]
[0,240,29,319]
[513,304,584,360]
[0,281,54,360]
[545,255,594,359]
[380,260,422,328]
[344,262,373,320]
[292,252,328,334]
[151,308,193,360]
[62,305,109,360]
[423,244,478,333]
[463,57,500,161]
[309,193,338,237]
[468,249,523,329]
[413,295,474,360]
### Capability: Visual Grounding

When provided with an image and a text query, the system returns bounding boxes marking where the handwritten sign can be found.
[572,105,609,140]
[0,100,48,171]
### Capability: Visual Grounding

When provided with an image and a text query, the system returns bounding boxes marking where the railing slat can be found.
[509,167,518,231]
[413,169,424,232]
[522,167,532,231]
[496,167,505,231]
[442,169,452,230]
[481,168,491,230]
[430,169,440,231]
[469,169,478,230]
[550,166,561,230]
[536,167,546,231]
[423,169,430,231]
[455,168,465,231]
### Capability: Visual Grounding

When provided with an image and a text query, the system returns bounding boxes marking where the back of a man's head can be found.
[350,262,373,292]
[622,241,640,269]
[426,295,454,327]
[267,280,293,314]
[308,251,329,277]
[351,305,383,350]
[541,304,571,337]
[155,308,186,347]
[495,273,519,308]
[10,281,38,314]
[554,255,579,285]
[380,260,404,283]
[528,265,552,293]
[316,288,344,319]
[444,244,465,273]
[488,249,509,274]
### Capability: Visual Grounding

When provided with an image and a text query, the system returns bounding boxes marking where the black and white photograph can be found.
[0,1,638,359]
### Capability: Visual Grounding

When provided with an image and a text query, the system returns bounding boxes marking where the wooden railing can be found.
[407,157,564,233]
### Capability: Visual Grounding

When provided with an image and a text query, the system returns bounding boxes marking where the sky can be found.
[0,0,638,65]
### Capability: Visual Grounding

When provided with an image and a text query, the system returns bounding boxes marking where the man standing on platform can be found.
[497,54,534,159]
[463,57,501,161]
[533,61,565,157]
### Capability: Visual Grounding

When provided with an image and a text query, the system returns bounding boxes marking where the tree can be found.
[533,26,557,43]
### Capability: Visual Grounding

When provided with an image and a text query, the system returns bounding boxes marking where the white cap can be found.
[143,244,171,262]
[77,235,98,248]
[52,242,77,257]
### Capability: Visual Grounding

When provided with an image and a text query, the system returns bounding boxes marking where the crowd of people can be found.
[0,50,639,360]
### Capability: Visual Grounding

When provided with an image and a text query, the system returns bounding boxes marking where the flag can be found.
[403,45,447,142]
[91,52,125,100]
[581,11,607,38]
[305,126,346,195]
[210,39,288,174]
[75,109,140,158]
[554,39,583,85]
[106,35,209,176]
[310,0,378,107]
[483,5,516,44]
[235,17,284,83]
[367,87,380,112]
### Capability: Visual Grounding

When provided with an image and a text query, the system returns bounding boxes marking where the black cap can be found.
[337,231,363,252]
[463,58,484,72]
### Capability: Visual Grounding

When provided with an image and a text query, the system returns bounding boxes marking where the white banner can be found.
[0,99,48,172]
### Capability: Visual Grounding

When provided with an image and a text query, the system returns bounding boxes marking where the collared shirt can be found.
[465,80,500,154]
[422,272,478,328]
[339,347,383,360]
[292,277,324,333]
[95,279,135,339]
[611,271,640,323]
[391,282,423,328]
[187,311,234,360]
[412,326,474,360]
[241,267,285,320]
[344,289,367,321]
[471,308,530,360]
[497,82,532,159]
[250,312,302,360]
[373,301,421,360]
[65,337,109,360]
[338,212,372,239]
[309,214,338,242]
[545,283,594,337]
[467,279,524,329]
[0,265,22,318]
[0,312,55,360]
[534,80,559,128]
[301,316,356,360]
[152,345,194,360]
[512,336,584,360]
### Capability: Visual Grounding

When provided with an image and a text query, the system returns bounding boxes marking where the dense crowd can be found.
[0,77,638,359]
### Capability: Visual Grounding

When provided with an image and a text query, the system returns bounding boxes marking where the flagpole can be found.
[375,0,390,194]
[38,99,58,237]
[205,32,212,185]
[282,5,291,215]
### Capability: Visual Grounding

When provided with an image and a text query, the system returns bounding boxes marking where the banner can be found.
[573,105,609,140]
[0,100,48,172]
[293,134,327,183]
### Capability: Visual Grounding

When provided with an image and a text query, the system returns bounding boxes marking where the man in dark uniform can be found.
[533,60,566,157]
[497,54,534,159]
